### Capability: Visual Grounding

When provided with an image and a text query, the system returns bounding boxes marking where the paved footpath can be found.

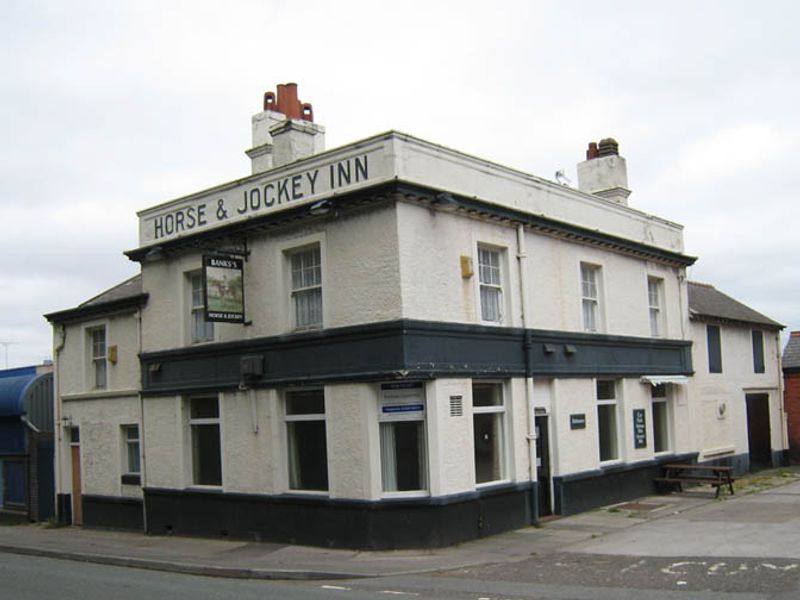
[1,470,799,581]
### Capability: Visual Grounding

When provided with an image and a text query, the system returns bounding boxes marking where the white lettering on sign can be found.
[145,154,371,244]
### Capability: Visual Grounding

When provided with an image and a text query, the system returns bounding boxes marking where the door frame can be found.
[69,427,83,526]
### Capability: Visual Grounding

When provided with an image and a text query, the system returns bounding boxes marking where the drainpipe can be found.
[137,308,148,531]
[53,325,65,522]
[777,333,788,458]
[516,224,537,522]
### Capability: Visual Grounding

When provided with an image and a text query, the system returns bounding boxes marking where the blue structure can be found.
[0,366,54,521]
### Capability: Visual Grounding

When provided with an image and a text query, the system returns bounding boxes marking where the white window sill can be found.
[285,489,329,497]
[476,478,511,489]
[381,490,430,499]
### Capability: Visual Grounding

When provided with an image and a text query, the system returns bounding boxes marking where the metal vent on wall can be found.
[449,395,463,417]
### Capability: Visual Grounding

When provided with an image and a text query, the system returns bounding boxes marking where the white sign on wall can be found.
[379,382,425,422]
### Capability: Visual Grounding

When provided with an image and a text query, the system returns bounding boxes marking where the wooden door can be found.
[746,394,772,472]
[70,428,83,526]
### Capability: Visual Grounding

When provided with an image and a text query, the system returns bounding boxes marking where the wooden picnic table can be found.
[654,463,736,498]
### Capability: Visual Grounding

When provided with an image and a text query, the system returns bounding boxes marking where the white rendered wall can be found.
[426,378,476,496]
[548,376,690,478]
[689,321,785,461]
[326,384,379,500]
[58,396,142,499]
[57,313,141,397]
[397,201,687,339]
[140,204,402,353]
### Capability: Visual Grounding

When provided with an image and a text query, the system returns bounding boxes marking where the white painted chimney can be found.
[576,138,631,205]
[245,83,325,174]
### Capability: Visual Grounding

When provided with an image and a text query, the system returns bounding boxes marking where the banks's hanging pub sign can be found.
[203,255,245,323]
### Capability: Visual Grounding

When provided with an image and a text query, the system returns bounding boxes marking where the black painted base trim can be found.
[83,495,144,531]
[553,453,698,515]
[144,483,533,549]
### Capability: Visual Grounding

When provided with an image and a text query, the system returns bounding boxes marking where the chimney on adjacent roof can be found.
[576,137,631,205]
[246,83,325,173]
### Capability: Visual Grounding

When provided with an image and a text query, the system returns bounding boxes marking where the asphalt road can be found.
[3,550,800,600]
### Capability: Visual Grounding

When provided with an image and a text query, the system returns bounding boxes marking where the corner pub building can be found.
[47,83,706,549]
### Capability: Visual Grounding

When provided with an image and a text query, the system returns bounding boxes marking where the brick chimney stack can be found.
[576,137,631,205]
[246,83,326,173]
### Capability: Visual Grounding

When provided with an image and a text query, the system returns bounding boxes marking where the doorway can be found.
[535,415,551,517]
[745,394,772,471]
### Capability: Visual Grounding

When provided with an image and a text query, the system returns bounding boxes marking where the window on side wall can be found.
[285,390,328,491]
[288,245,322,330]
[190,273,214,343]
[647,277,664,337]
[122,425,141,480]
[581,263,602,332]
[189,397,222,486]
[472,382,507,484]
[707,324,722,373]
[478,246,503,323]
[752,330,765,374]
[89,326,107,388]
[651,385,670,453]
[596,380,619,463]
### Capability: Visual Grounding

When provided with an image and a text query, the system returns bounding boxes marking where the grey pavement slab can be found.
[571,480,800,559]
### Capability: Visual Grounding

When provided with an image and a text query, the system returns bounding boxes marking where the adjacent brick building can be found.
[783,331,800,462]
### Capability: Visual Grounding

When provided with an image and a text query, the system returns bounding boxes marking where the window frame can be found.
[596,379,620,464]
[88,325,107,389]
[189,272,214,344]
[287,244,323,330]
[284,389,329,493]
[188,396,222,488]
[580,263,602,333]
[472,381,508,486]
[647,276,664,338]
[378,385,428,497]
[122,424,141,476]
[707,324,722,373]
[650,384,671,454]
[752,330,765,374]
[477,245,504,324]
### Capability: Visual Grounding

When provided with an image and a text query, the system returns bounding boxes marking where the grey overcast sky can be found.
[1,0,798,368]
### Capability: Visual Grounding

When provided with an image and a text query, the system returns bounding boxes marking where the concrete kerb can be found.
[0,542,365,581]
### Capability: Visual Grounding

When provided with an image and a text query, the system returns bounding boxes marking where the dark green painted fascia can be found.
[140,319,693,396]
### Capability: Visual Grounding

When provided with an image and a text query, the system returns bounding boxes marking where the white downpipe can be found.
[516,224,537,485]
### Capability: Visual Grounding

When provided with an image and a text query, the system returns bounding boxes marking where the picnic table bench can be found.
[654,463,736,498]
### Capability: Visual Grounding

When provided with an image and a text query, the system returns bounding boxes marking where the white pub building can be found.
[45,84,785,548]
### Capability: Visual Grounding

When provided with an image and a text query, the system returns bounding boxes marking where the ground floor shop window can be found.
[597,379,619,463]
[472,382,506,484]
[651,384,670,453]
[286,390,328,492]
[189,397,222,486]
[379,382,427,493]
